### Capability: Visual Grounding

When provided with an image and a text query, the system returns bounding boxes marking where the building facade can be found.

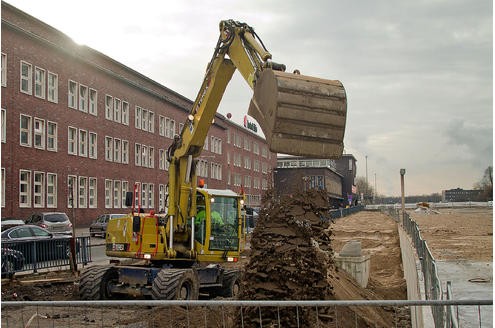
[1,3,276,225]
[441,188,482,202]
[275,154,358,207]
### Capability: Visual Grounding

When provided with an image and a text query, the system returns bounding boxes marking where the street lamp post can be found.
[400,169,406,220]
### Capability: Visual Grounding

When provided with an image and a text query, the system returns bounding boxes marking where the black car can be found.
[1,225,73,263]
[1,247,24,278]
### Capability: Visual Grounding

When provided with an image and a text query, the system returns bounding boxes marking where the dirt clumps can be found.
[237,189,392,327]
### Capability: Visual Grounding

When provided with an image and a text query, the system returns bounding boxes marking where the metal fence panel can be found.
[1,236,91,276]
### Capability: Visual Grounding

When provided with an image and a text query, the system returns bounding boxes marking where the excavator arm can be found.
[166,20,347,253]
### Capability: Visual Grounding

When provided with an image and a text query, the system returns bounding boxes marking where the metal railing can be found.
[1,236,91,276]
[329,205,364,219]
[2,299,491,328]
[383,208,492,327]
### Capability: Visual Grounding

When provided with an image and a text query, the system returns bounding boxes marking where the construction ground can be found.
[1,205,492,327]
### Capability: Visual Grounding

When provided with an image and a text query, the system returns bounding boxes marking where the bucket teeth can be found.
[248,70,347,158]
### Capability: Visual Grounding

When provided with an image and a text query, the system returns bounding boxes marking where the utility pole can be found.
[374,173,377,204]
[400,169,406,220]
[365,155,368,204]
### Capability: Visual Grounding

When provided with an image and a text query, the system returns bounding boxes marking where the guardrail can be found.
[2,299,491,327]
[382,208,487,328]
[1,236,91,276]
[329,205,364,219]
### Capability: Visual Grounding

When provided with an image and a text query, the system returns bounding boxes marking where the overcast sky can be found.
[5,0,493,196]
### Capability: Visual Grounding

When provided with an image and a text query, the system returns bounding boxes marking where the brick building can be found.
[0,2,276,226]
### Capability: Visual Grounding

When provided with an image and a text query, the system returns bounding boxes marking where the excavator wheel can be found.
[151,268,199,300]
[79,265,118,300]
[210,269,241,298]
[249,69,347,158]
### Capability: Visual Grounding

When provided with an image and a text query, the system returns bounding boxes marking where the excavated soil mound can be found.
[237,190,396,327]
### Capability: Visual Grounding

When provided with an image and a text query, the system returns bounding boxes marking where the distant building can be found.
[274,154,358,208]
[441,188,482,202]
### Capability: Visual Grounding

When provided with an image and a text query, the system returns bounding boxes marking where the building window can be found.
[47,72,58,103]
[244,156,251,170]
[78,176,87,208]
[121,181,128,209]
[67,175,77,208]
[68,80,78,109]
[135,143,142,166]
[19,170,31,207]
[141,183,148,208]
[114,138,121,163]
[105,136,113,161]
[33,171,45,208]
[114,98,121,123]
[1,53,6,87]
[34,67,46,99]
[113,180,121,208]
[159,184,166,212]
[253,142,259,155]
[122,101,129,125]
[79,129,88,157]
[1,108,6,143]
[135,106,142,129]
[20,61,32,95]
[68,127,77,155]
[165,117,175,138]
[159,116,165,136]
[20,114,32,147]
[79,84,88,112]
[105,95,113,120]
[47,121,57,151]
[148,183,154,208]
[149,147,154,168]
[141,145,148,167]
[141,109,148,131]
[46,173,57,208]
[33,118,45,149]
[149,112,155,133]
[122,140,129,164]
[105,179,112,208]
[89,88,97,115]
[89,132,97,159]
[89,177,97,208]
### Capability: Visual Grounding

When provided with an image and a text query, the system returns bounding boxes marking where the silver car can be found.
[25,212,73,235]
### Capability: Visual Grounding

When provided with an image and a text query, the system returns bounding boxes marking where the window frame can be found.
[20,60,32,95]
[19,114,32,147]
[34,66,46,99]
[47,71,58,103]
[19,169,31,208]
[68,80,78,109]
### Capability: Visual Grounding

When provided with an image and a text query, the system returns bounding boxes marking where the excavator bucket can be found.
[248,70,347,158]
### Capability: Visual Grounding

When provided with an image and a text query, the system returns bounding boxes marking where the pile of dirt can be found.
[237,189,395,327]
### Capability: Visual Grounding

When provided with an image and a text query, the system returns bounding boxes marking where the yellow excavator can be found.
[78,20,347,300]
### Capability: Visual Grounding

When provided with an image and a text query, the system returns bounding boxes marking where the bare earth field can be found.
[408,207,493,261]
[1,206,492,327]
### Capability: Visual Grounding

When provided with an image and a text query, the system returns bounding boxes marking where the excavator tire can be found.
[210,269,241,298]
[249,69,347,158]
[151,268,199,300]
[79,265,118,300]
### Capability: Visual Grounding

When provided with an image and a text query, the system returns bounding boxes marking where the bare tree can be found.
[474,166,493,201]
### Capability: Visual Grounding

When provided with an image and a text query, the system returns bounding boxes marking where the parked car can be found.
[1,225,74,263]
[89,214,126,237]
[1,247,25,278]
[1,217,25,231]
[25,212,73,235]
